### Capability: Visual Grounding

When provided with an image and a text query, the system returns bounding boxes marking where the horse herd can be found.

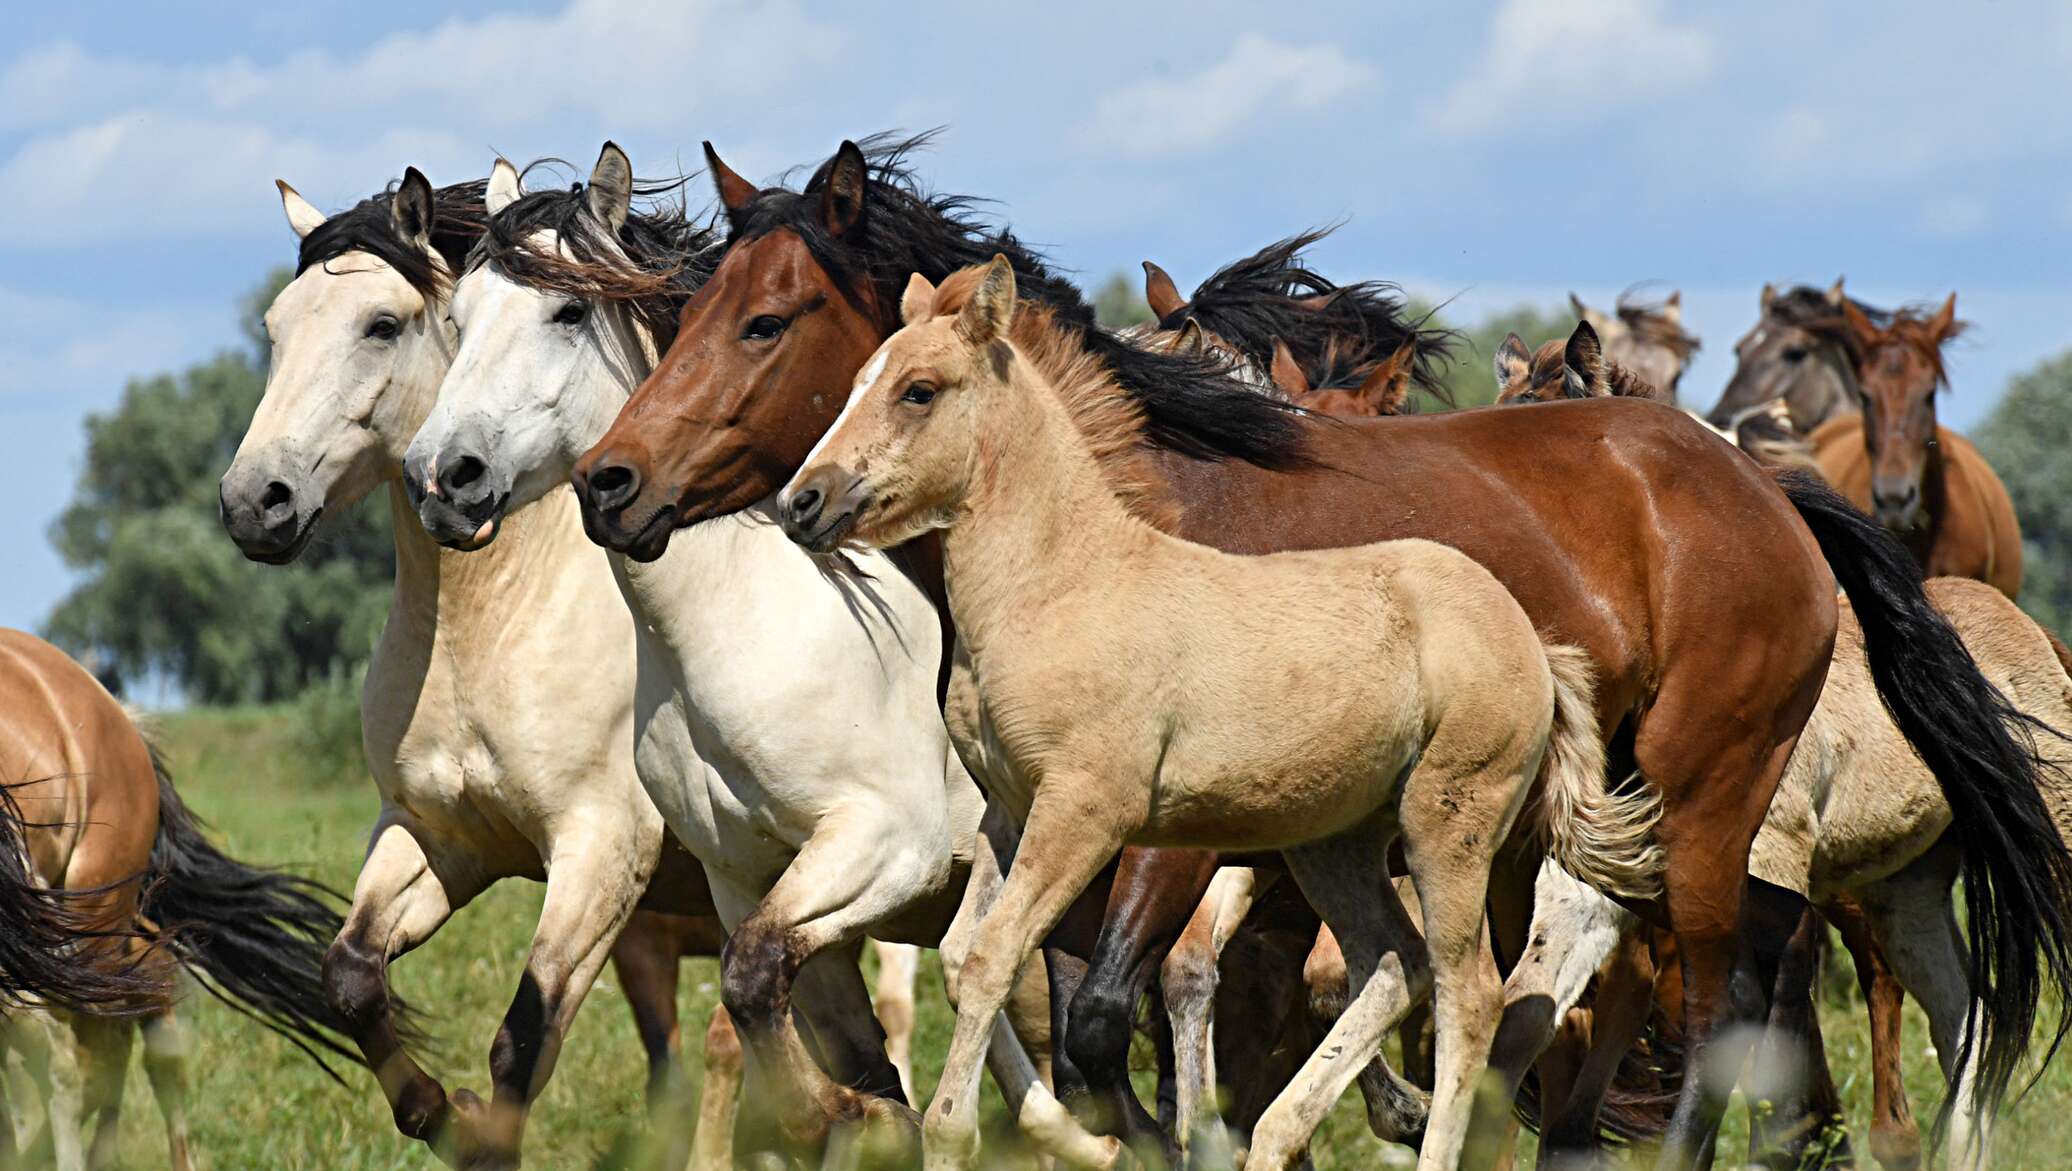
[1,130,2066,1171]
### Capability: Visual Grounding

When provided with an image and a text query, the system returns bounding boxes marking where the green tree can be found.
[43,269,394,704]
[1975,350,2072,635]
[1410,300,1575,412]
[1092,271,1154,330]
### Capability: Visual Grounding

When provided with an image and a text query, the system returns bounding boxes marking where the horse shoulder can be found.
[1809,415,1873,510]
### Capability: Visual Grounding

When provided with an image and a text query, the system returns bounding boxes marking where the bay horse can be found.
[1809,294,2023,597]
[778,257,1663,1170]
[569,134,2056,1169]
[1708,279,1886,435]
[0,629,360,1171]
[1569,289,1701,402]
[218,169,733,1169]
[402,147,1057,1164]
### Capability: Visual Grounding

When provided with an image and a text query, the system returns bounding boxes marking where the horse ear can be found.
[1927,292,1959,342]
[487,158,521,216]
[1357,339,1416,415]
[1840,298,1878,347]
[277,180,326,240]
[1826,277,1847,307]
[1143,260,1186,320]
[1493,332,1531,391]
[1760,282,1777,312]
[1170,318,1207,357]
[1662,290,1682,323]
[900,272,937,326]
[1569,292,1590,319]
[821,140,868,240]
[957,254,1016,347]
[703,141,758,218]
[392,167,435,248]
[1268,339,1309,396]
[1564,320,1605,394]
[587,141,633,234]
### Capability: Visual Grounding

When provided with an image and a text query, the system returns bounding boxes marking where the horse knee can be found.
[1063,977,1139,1077]
[323,933,387,1034]
[719,922,796,1031]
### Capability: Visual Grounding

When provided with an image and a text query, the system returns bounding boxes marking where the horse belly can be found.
[1135,731,1415,852]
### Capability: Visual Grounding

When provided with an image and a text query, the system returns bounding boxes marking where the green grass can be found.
[60,707,2072,1168]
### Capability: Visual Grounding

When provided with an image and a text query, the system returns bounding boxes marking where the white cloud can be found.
[0,0,846,246]
[1072,35,1377,160]
[1426,0,1717,136]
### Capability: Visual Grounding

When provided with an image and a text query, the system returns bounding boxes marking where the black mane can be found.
[296,178,488,299]
[1767,285,1894,330]
[469,162,722,344]
[1165,229,1457,407]
[726,131,1310,468]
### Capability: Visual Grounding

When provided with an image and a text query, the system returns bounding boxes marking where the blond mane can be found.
[933,267,1181,530]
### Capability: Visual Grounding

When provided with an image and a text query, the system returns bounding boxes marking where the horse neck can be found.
[941,366,1158,650]
[384,476,596,643]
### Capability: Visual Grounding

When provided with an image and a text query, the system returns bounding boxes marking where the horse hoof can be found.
[435,1089,522,1171]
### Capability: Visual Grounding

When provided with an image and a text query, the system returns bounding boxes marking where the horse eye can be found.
[366,315,401,341]
[900,383,937,406]
[743,315,788,342]
[1781,346,1808,363]
[553,301,588,326]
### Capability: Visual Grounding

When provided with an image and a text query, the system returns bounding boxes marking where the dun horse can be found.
[0,630,358,1171]
[571,134,2048,1168]
[1808,295,2022,596]
[219,169,728,1169]
[778,257,1664,1170]
[1569,289,1700,401]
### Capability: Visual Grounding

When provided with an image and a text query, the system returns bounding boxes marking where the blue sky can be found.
[4,0,2069,629]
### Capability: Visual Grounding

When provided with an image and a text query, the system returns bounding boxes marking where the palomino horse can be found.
[218,169,730,1169]
[0,629,359,1171]
[1808,294,2022,597]
[402,147,1056,1163]
[1569,289,1701,402]
[777,257,1664,1170]
[1708,279,1886,435]
[1474,570,2072,1171]
[570,134,2045,1169]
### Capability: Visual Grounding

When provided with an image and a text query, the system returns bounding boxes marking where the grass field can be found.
[55,706,2072,1168]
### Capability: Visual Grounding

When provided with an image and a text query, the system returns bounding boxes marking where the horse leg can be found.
[1748,905,1850,1168]
[1302,914,1430,1144]
[873,941,923,1104]
[1539,928,1658,1166]
[1165,865,1262,1158]
[441,820,646,1171]
[1828,895,1922,1171]
[11,1009,84,1171]
[325,821,480,1146]
[614,910,689,1110]
[138,1008,193,1171]
[690,1006,743,1171]
[1860,849,1987,1171]
[71,1015,132,1171]
[924,785,1133,1171]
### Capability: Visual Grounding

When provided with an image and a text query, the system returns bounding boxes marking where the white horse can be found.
[219,168,727,1170]
[401,146,1083,1162]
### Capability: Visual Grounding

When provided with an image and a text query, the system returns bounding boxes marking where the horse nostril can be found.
[587,464,640,512]
[788,488,823,527]
[439,454,488,501]
[259,480,294,521]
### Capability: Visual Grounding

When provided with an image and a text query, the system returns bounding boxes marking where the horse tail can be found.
[140,738,366,1081]
[1528,645,1663,902]
[0,783,164,1014]
[1776,466,2072,1124]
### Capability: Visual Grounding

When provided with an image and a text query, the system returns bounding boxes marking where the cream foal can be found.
[779,256,1664,1171]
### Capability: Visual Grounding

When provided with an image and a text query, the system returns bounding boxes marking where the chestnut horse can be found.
[1809,294,2022,598]
[0,629,362,1171]
[570,135,2065,1168]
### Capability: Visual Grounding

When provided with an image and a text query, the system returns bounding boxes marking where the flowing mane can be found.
[468,163,722,345]
[1808,303,1968,388]
[727,132,1310,468]
[1163,228,1456,406]
[933,267,1181,531]
[297,178,489,298]
[1614,288,1701,363]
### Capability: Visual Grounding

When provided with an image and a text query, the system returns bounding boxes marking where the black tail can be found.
[1779,468,2072,1127]
[142,743,367,1080]
[0,783,165,1013]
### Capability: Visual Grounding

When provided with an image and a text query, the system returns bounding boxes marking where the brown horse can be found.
[1492,320,1667,404]
[1808,294,2022,598]
[0,629,362,1171]
[569,135,2062,1168]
